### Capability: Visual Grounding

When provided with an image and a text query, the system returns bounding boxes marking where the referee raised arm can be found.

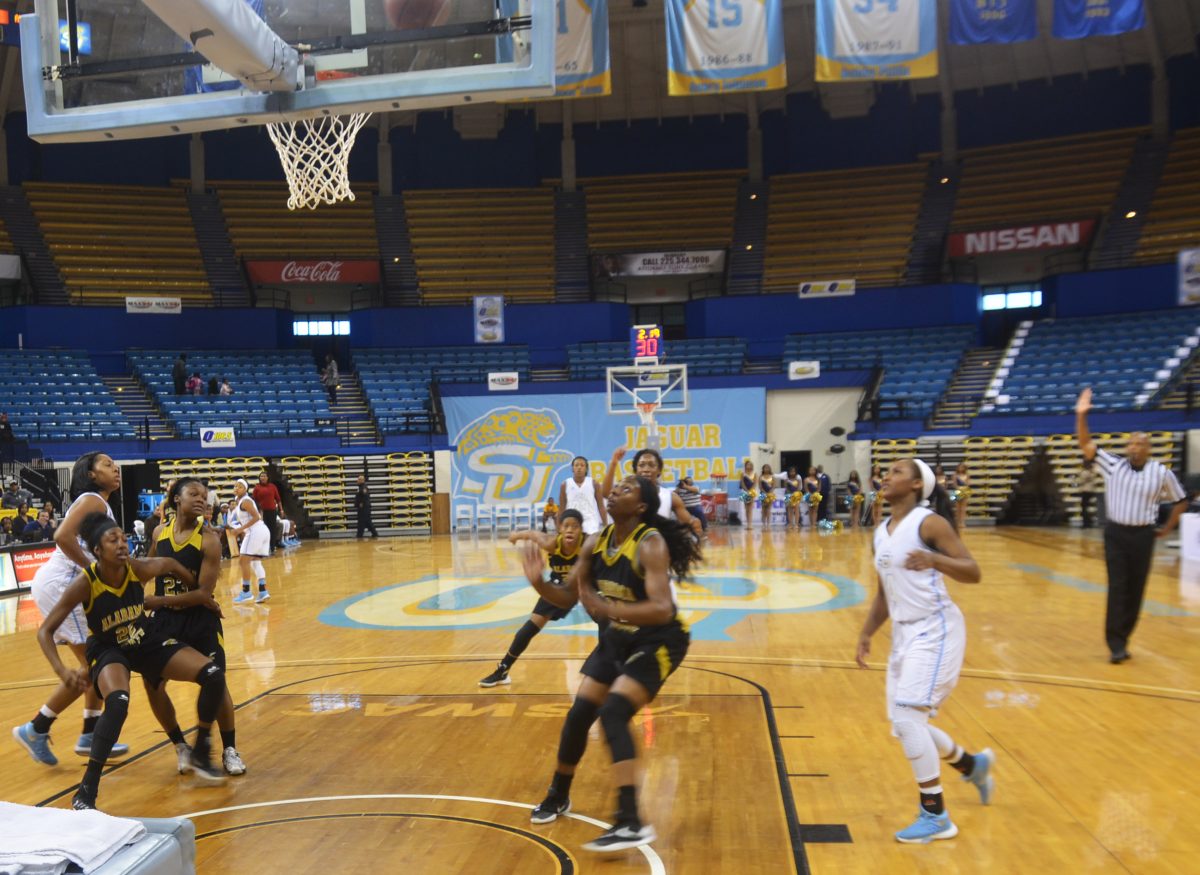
[1075,388,1188,664]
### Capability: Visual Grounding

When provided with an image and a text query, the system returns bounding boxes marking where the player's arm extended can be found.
[855,575,890,668]
[520,539,583,610]
[130,557,196,589]
[908,515,981,583]
[148,530,223,611]
[52,493,111,569]
[37,574,92,691]
[508,529,557,550]
[578,533,675,627]
[599,446,627,498]
[670,492,703,537]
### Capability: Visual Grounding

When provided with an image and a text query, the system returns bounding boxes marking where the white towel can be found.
[0,801,145,873]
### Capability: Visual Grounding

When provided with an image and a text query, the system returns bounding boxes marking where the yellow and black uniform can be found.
[83,561,184,694]
[580,522,690,698]
[532,534,581,621]
[152,518,225,673]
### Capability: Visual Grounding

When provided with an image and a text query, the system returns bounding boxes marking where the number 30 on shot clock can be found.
[631,324,662,363]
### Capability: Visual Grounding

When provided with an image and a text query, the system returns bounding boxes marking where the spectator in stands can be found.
[173,353,188,395]
[540,496,559,533]
[41,502,58,535]
[203,480,219,525]
[322,355,339,405]
[0,412,13,442]
[252,471,284,553]
[19,509,53,543]
[11,502,31,536]
[1077,459,1101,529]
[355,475,378,539]
[0,516,12,545]
[2,479,32,510]
[675,473,707,532]
[817,465,832,522]
[207,376,220,396]
[220,377,233,396]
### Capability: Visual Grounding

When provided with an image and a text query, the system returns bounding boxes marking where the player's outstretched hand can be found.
[855,635,871,669]
[611,445,628,463]
[520,541,544,586]
[1075,387,1092,415]
[903,550,936,571]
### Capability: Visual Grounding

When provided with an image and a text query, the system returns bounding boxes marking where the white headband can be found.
[236,479,249,491]
[912,459,936,506]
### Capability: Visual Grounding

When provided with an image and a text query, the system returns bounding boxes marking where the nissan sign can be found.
[948,220,1096,257]
[246,260,381,285]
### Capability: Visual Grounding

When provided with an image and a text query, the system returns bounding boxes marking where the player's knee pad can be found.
[598,693,638,764]
[557,697,600,766]
[250,560,266,578]
[194,661,225,722]
[100,689,130,729]
[893,716,940,784]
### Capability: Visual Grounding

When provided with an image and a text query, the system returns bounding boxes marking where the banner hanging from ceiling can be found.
[1052,0,1144,39]
[664,0,787,95]
[949,0,1037,45]
[815,0,938,82]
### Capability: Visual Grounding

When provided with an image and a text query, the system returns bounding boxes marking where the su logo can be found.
[452,407,574,505]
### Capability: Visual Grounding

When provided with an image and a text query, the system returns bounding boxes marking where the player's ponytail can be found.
[634,476,702,580]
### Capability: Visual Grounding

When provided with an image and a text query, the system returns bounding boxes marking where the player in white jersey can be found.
[228,479,271,604]
[600,446,702,537]
[13,452,131,765]
[558,456,607,535]
[856,458,995,844]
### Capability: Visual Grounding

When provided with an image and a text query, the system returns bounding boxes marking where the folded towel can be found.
[0,802,145,873]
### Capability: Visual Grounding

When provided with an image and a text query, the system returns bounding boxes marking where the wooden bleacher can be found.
[951,127,1143,230]
[1136,127,1200,264]
[403,186,555,305]
[580,169,742,254]
[762,163,925,291]
[24,182,212,305]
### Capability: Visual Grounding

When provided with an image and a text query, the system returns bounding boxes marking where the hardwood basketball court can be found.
[2,526,1197,873]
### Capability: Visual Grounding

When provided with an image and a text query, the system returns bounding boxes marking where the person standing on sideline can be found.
[1075,388,1187,663]
[251,472,282,553]
[228,479,271,604]
[817,465,832,522]
[674,473,707,532]
[321,354,339,405]
[355,475,378,539]
[856,458,994,843]
[1077,458,1101,529]
[558,456,607,535]
[172,353,187,396]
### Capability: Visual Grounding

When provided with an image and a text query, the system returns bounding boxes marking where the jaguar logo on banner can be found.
[453,407,575,505]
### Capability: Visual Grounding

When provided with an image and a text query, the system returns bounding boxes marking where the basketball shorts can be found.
[532,595,571,621]
[152,607,226,674]
[239,521,271,557]
[581,620,689,699]
[86,629,187,696]
[886,604,966,722]
[32,565,89,646]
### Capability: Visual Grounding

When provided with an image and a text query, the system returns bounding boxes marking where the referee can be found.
[1075,388,1187,664]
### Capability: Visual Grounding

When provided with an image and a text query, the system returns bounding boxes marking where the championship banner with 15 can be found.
[665,0,787,96]
[1052,0,1143,39]
[815,0,938,83]
[949,0,1037,45]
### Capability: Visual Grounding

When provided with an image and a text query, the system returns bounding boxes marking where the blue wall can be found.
[1047,263,1178,318]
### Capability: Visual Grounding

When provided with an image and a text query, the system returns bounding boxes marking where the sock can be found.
[617,785,640,826]
[920,786,945,815]
[220,728,236,750]
[166,726,186,747]
[241,580,251,593]
[950,750,976,777]
[257,579,267,591]
[500,620,541,670]
[82,709,101,735]
[32,706,57,735]
[550,771,573,800]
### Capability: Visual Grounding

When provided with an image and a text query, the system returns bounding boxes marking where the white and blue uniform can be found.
[564,475,604,535]
[658,485,676,521]
[233,494,271,557]
[873,507,966,720]
[31,493,114,645]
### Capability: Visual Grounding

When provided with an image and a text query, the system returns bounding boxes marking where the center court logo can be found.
[452,407,574,505]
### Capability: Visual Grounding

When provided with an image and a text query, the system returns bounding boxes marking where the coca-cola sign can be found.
[246,259,381,285]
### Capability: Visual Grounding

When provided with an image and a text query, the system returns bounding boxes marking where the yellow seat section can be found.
[24,182,211,305]
[403,186,556,305]
[1137,128,1200,264]
[763,163,925,291]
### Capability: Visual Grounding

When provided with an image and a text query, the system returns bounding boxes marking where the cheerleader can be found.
[846,470,864,530]
[953,463,971,531]
[739,460,756,528]
[804,467,821,529]
[479,510,585,687]
[856,458,994,842]
[558,456,607,535]
[784,467,803,529]
[758,464,776,528]
[228,479,270,603]
[870,464,884,527]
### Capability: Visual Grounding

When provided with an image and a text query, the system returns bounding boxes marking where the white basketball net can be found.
[266,112,372,210]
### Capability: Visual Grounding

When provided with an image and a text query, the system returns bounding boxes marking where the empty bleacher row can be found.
[0,350,134,441]
[991,310,1200,415]
[786,325,974,420]
[567,338,746,381]
[1137,127,1200,265]
[129,351,335,439]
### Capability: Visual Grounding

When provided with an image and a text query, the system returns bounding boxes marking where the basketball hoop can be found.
[266,112,372,210]
[636,401,659,427]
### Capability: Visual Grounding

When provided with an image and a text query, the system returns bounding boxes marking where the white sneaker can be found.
[175,742,192,775]
[222,746,247,776]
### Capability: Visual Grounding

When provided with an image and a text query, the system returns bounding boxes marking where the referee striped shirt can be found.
[1094,448,1185,526]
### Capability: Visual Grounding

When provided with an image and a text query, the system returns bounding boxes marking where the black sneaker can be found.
[71,785,97,810]
[189,751,228,786]
[479,664,511,688]
[582,822,657,852]
[530,794,570,824]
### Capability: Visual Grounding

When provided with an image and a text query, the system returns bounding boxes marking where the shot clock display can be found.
[631,324,663,363]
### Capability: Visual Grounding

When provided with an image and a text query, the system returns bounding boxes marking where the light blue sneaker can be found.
[963,747,995,805]
[13,722,57,766]
[233,590,254,604]
[895,810,958,844]
[75,733,131,758]
[255,589,270,603]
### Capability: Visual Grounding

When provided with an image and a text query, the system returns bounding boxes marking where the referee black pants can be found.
[1102,523,1156,655]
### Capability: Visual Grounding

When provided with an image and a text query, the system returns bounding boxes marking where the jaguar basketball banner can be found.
[498,0,611,98]
[245,260,380,284]
[948,220,1096,256]
[1052,0,1144,39]
[949,0,1037,45]
[443,388,765,515]
[815,0,938,82]
[664,0,787,95]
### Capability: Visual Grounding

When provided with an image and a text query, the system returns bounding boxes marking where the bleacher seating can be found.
[992,310,1200,414]
[0,217,15,254]
[567,338,746,380]
[1136,127,1200,264]
[581,170,742,254]
[356,346,530,434]
[211,180,379,259]
[0,350,134,441]
[787,325,974,420]
[1044,431,1181,525]
[24,182,211,305]
[403,187,555,305]
[951,128,1142,229]
[128,351,335,438]
[762,163,925,291]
